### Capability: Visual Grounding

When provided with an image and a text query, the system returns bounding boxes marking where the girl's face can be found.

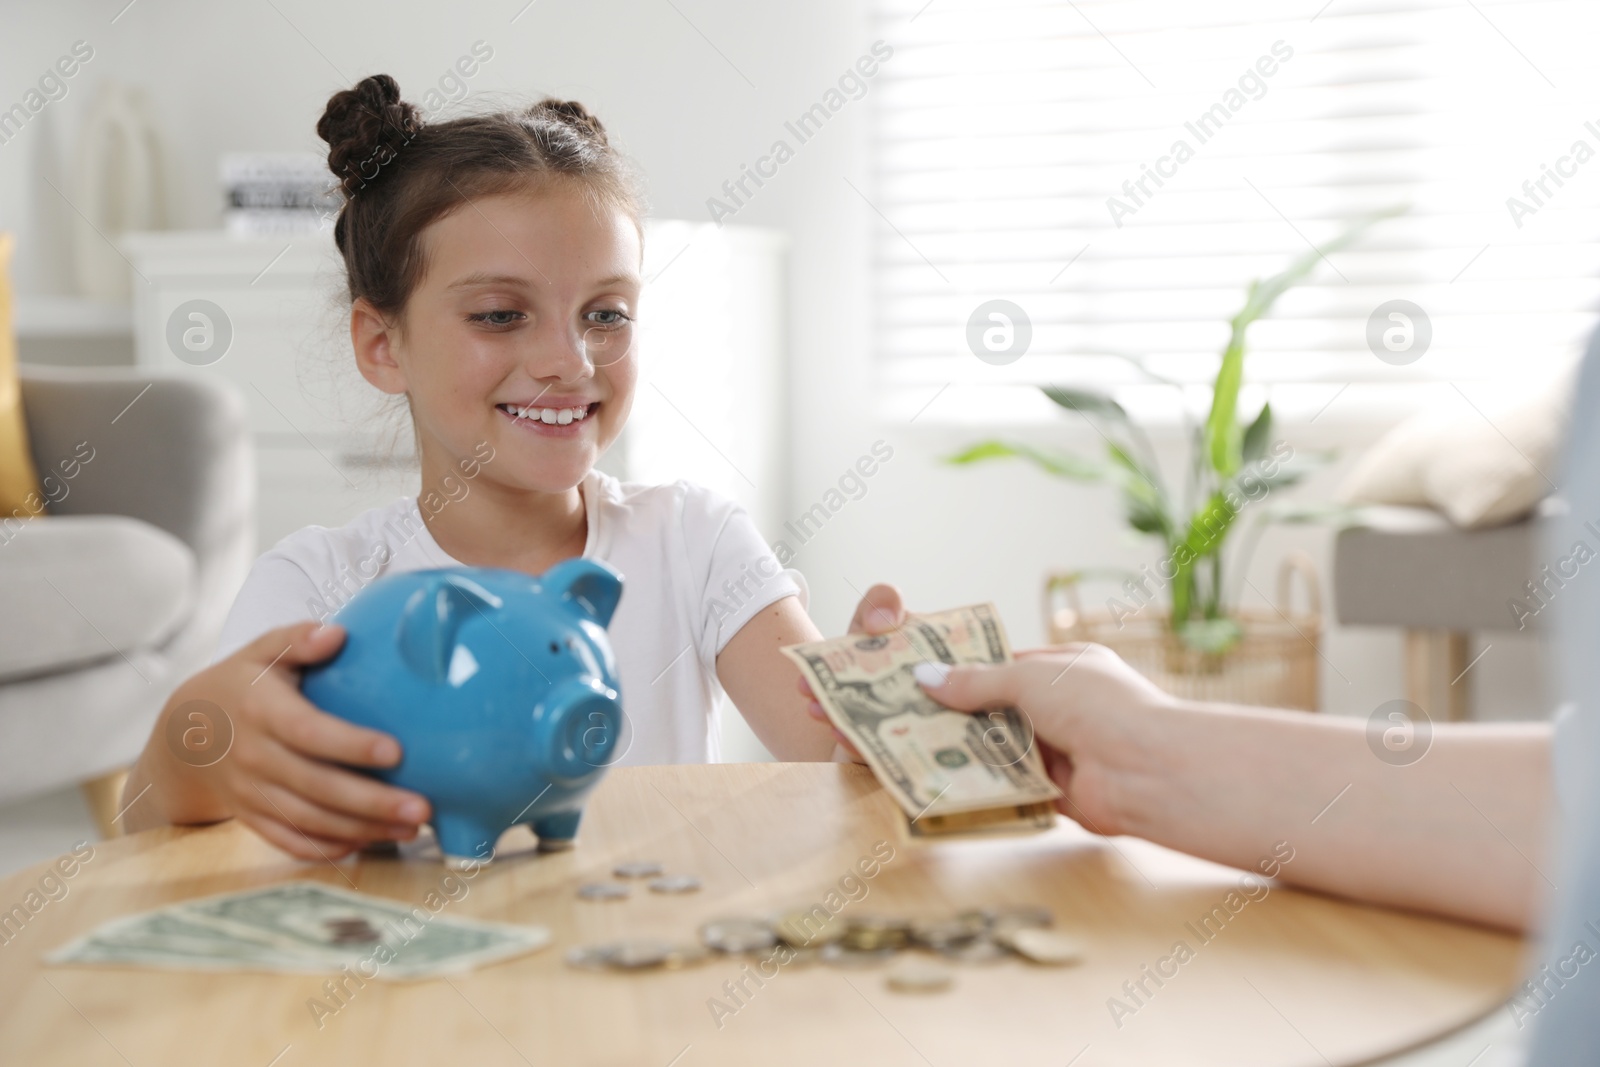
[379,182,642,495]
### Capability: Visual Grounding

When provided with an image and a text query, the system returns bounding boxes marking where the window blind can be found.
[871,0,1600,421]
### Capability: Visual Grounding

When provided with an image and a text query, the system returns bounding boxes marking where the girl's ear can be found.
[351,297,409,395]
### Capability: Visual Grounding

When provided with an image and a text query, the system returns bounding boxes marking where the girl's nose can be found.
[529,320,595,382]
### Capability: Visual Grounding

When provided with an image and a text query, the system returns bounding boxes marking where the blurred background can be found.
[2,0,1595,875]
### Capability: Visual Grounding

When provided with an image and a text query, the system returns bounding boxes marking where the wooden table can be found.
[0,763,1523,1066]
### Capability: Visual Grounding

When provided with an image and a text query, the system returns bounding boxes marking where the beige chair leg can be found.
[1404,629,1470,723]
[79,767,131,840]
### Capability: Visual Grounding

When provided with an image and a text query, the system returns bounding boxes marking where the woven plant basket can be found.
[1043,552,1323,712]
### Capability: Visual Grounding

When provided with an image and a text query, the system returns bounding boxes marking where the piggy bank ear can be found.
[397,573,503,683]
[541,558,623,627]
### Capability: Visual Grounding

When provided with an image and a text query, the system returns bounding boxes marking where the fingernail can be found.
[373,738,400,764]
[399,799,427,822]
[913,662,950,689]
[868,608,898,630]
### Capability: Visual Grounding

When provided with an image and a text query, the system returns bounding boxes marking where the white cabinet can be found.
[121,224,790,553]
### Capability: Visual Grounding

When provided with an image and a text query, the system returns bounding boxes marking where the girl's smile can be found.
[495,399,601,436]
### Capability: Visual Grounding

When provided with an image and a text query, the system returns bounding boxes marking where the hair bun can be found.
[318,74,424,195]
[533,99,609,144]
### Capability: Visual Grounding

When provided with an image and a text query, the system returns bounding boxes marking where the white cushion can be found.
[0,515,196,682]
[1337,372,1572,529]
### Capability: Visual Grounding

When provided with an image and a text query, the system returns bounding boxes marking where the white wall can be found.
[0,0,1548,738]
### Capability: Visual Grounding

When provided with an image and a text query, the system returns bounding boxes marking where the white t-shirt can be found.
[213,471,805,766]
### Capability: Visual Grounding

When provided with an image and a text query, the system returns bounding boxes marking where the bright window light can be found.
[871,0,1600,422]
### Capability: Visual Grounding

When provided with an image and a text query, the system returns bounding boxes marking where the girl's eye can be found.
[468,309,524,328]
[586,309,631,329]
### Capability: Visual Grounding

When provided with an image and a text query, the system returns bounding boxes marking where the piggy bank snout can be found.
[534,677,623,782]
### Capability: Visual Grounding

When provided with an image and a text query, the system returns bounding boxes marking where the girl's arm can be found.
[715,595,838,761]
[122,622,432,858]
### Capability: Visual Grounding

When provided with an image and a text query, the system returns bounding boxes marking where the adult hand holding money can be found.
[913,643,1182,838]
[787,592,1063,836]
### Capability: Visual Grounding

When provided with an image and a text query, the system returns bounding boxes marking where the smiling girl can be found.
[122,74,873,858]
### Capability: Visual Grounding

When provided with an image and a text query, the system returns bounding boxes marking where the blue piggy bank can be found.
[301,559,624,866]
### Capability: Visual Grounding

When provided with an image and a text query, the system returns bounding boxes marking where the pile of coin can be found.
[563,902,1084,982]
[574,860,704,902]
[751,905,1081,969]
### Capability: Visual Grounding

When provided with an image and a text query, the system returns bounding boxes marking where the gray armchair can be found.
[0,366,252,832]
[1334,502,1546,721]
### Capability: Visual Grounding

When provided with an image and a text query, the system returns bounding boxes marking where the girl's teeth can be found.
[503,404,590,424]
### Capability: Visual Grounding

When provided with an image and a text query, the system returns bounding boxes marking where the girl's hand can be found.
[143,622,432,860]
[799,583,907,762]
[911,643,1177,837]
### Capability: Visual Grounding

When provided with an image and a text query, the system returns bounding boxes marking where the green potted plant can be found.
[949,214,1388,677]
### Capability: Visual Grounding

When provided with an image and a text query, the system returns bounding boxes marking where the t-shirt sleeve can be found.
[211,554,326,663]
[678,482,806,662]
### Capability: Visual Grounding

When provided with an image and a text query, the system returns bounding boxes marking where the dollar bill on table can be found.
[47,881,550,980]
[784,603,1062,838]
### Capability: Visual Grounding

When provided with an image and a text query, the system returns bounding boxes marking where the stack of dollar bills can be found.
[47,882,549,980]
[784,603,1063,838]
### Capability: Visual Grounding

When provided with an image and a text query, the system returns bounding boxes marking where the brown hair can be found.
[316,74,643,320]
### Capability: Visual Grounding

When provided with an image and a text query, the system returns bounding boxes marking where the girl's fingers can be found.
[849,583,906,635]
[236,806,356,862]
[262,689,404,769]
[244,621,346,674]
[243,779,404,845]
[254,738,430,826]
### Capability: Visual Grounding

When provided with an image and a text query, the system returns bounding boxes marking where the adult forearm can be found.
[1111,701,1552,932]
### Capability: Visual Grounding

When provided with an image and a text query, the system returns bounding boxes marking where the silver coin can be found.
[1005,927,1085,966]
[772,908,847,947]
[938,935,1010,964]
[887,960,954,993]
[821,942,898,968]
[610,938,677,969]
[910,916,985,950]
[613,861,665,879]
[648,874,702,894]
[565,944,618,970]
[701,918,777,953]
[577,882,630,901]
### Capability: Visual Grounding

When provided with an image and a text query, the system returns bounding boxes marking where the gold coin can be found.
[843,915,910,952]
